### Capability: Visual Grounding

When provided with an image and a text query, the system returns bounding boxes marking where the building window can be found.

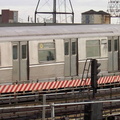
[86,40,100,58]
[38,42,55,62]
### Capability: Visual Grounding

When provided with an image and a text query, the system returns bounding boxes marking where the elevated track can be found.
[0,75,120,119]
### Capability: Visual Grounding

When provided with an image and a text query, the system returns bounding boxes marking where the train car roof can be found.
[0,24,120,42]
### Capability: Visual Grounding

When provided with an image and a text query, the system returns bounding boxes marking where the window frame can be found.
[86,39,101,58]
[38,41,56,63]
[13,45,18,60]
[22,45,27,59]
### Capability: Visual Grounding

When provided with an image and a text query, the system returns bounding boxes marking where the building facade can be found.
[82,10,111,24]
[0,9,18,23]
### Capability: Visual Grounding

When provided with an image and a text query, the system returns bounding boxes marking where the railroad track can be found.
[1,100,120,120]
[0,86,120,119]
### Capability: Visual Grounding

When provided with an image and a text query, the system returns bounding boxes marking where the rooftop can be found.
[82,9,110,15]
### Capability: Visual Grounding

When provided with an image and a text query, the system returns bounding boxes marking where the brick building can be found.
[0,9,18,23]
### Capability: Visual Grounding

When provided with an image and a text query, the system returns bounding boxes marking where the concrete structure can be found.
[0,9,18,23]
[82,10,111,24]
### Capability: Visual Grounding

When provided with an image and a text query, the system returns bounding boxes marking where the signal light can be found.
[91,59,101,89]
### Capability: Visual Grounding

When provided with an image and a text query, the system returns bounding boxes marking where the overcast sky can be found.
[0,0,109,23]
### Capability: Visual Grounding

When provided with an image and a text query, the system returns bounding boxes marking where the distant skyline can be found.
[0,0,113,23]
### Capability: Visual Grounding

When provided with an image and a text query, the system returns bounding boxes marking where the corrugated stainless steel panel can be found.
[12,42,20,82]
[118,37,120,70]
[64,40,71,76]
[20,42,28,81]
[108,53,113,72]
[113,37,119,71]
[79,59,108,77]
[0,69,12,83]
[0,25,115,37]
[0,25,120,42]
[114,51,118,71]
[29,63,64,80]
[64,39,78,77]
[71,56,77,76]
[12,41,28,82]
[71,39,77,76]
[108,37,119,72]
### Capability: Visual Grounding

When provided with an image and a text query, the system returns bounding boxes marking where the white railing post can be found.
[42,95,46,120]
[51,103,55,120]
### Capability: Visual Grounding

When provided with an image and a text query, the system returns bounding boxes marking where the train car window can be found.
[38,42,55,62]
[22,45,27,59]
[65,42,69,55]
[72,42,76,55]
[13,45,17,60]
[108,40,111,52]
[86,40,100,57]
[114,39,118,51]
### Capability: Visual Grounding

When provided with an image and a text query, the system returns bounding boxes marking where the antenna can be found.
[34,0,74,23]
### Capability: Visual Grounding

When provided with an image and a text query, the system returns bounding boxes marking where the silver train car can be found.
[0,24,120,83]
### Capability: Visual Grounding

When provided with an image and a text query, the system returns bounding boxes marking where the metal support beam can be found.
[53,0,56,23]
[34,0,74,23]
[34,12,73,14]
[35,0,41,23]
[69,0,74,23]
[51,103,55,120]
[42,95,46,120]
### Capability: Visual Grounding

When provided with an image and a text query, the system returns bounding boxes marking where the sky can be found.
[0,0,111,23]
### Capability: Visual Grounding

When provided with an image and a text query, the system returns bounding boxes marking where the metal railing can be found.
[1,99,120,120]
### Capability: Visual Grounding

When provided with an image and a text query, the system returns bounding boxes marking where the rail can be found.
[1,99,120,120]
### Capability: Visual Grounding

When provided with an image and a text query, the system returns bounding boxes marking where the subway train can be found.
[0,24,120,83]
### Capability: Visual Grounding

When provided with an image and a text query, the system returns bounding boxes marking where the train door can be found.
[12,41,29,82]
[64,39,78,77]
[108,37,119,72]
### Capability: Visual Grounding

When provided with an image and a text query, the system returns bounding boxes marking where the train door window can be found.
[22,45,27,59]
[72,42,76,55]
[65,42,69,55]
[38,42,55,62]
[108,40,111,52]
[114,39,118,51]
[13,45,18,60]
[86,40,100,57]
